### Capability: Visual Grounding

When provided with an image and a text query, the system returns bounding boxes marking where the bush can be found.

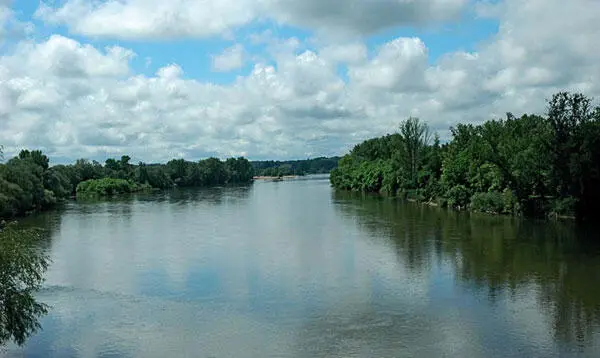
[550,196,577,217]
[76,178,149,197]
[469,189,522,215]
[381,163,399,194]
[422,178,442,202]
[470,191,504,214]
[405,189,426,201]
[436,197,448,208]
[41,189,57,207]
[445,185,471,209]
[502,188,520,214]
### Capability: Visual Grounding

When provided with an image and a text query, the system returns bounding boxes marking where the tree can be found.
[18,150,49,171]
[398,117,431,188]
[2,158,46,212]
[199,158,227,186]
[135,162,150,185]
[167,159,188,185]
[0,225,49,346]
[547,92,594,197]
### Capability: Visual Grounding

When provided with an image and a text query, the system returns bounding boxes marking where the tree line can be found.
[0,150,254,218]
[330,92,600,221]
[252,157,340,177]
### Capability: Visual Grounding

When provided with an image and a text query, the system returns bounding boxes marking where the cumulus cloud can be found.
[349,37,429,92]
[36,0,257,40]
[2,0,600,162]
[427,0,600,119]
[6,35,134,78]
[0,33,351,161]
[319,42,368,65]
[212,44,245,72]
[36,0,469,40]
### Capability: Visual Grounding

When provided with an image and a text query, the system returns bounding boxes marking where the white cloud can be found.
[36,0,257,40]
[349,37,429,92]
[36,0,469,40]
[2,0,600,162]
[212,44,245,72]
[7,35,135,78]
[320,42,368,65]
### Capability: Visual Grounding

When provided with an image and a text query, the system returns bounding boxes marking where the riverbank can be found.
[369,191,577,221]
[0,151,254,221]
[329,92,600,221]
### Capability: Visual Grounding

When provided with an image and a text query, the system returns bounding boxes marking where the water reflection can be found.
[4,178,600,357]
[0,224,51,347]
[333,190,600,350]
[165,184,252,206]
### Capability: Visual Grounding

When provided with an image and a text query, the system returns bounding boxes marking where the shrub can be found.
[436,197,448,208]
[550,196,577,217]
[41,189,57,207]
[470,191,504,214]
[76,178,149,197]
[445,185,471,209]
[405,189,426,202]
[502,188,520,214]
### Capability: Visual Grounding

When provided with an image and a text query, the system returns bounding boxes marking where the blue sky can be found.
[0,0,598,162]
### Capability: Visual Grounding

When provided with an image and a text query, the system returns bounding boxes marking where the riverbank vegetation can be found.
[0,150,254,218]
[330,92,600,221]
[76,178,152,196]
[252,157,339,177]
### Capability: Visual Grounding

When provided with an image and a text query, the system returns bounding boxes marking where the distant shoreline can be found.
[253,175,298,180]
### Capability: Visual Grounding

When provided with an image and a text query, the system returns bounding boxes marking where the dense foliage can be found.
[252,157,340,177]
[0,224,49,346]
[0,149,254,218]
[76,178,151,196]
[331,92,600,220]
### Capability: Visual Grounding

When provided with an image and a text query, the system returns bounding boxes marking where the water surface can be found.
[4,175,600,357]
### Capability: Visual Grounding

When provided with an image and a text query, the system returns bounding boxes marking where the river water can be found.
[3,175,600,357]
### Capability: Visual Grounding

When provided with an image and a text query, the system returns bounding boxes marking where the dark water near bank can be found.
[3,175,600,357]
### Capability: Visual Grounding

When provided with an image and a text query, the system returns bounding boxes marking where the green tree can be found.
[398,117,431,188]
[331,91,600,220]
[0,224,49,346]
[18,150,49,171]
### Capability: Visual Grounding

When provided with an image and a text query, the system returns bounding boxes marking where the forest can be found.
[252,157,340,177]
[0,151,254,219]
[330,92,600,221]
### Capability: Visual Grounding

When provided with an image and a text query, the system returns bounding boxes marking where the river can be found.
[3,175,600,357]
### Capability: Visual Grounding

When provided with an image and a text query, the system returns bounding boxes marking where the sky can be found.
[0,0,599,163]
